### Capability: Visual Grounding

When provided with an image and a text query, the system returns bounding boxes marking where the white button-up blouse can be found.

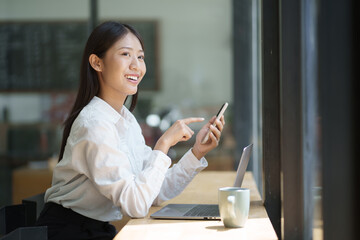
[45,96,208,222]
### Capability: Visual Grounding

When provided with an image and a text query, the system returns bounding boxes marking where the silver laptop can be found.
[150,144,253,220]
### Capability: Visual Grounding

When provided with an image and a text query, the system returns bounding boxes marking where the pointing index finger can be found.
[182,117,205,125]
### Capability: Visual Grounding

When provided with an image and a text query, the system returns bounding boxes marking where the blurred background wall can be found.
[0,0,232,119]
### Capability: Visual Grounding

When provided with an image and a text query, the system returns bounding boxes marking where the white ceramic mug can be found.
[218,187,250,228]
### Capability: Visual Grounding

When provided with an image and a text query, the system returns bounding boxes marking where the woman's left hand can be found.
[192,115,225,160]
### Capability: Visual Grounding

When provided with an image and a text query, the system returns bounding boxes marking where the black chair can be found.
[0,226,47,240]
[21,192,45,226]
[0,193,47,240]
[0,205,26,236]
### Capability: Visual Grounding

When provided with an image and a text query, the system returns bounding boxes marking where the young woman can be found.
[35,21,225,240]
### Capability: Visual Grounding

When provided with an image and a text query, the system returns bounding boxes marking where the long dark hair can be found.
[58,21,145,161]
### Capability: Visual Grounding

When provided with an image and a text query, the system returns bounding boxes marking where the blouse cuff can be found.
[151,150,172,170]
[180,149,208,172]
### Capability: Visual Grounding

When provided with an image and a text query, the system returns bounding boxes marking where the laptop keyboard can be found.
[184,205,219,217]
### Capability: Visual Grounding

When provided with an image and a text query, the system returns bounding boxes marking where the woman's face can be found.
[97,32,146,100]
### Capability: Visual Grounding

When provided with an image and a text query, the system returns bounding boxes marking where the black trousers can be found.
[35,202,116,240]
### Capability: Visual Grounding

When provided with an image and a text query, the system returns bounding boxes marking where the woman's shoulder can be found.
[69,110,117,146]
[75,104,115,131]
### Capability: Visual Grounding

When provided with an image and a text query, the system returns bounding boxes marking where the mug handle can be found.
[227,195,236,219]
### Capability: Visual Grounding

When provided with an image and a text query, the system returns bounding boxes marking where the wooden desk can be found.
[114,171,278,240]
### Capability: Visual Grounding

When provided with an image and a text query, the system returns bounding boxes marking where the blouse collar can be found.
[90,96,135,126]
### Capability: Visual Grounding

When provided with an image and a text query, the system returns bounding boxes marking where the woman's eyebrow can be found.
[117,46,144,53]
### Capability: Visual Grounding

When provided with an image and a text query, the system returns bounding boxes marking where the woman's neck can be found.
[97,91,126,113]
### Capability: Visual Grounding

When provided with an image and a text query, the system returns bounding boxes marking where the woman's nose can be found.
[129,57,139,70]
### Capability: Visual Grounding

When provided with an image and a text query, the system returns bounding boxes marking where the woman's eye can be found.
[138,55,145,60]
[121,52,130,56]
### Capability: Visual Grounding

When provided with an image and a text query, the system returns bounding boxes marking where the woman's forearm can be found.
[154,137,170,155]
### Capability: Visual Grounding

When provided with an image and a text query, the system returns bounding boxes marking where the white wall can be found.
[0,0,232,122]
[99,0,233,110]
[0,0,89,20]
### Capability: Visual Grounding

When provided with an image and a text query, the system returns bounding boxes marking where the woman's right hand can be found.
[154,117,204,155]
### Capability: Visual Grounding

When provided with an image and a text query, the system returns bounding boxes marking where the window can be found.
[256,0,357,239]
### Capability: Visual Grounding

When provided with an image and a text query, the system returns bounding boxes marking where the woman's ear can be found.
[89,54,103,72]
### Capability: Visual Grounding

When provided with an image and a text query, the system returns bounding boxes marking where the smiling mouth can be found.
[125,75,139,83]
